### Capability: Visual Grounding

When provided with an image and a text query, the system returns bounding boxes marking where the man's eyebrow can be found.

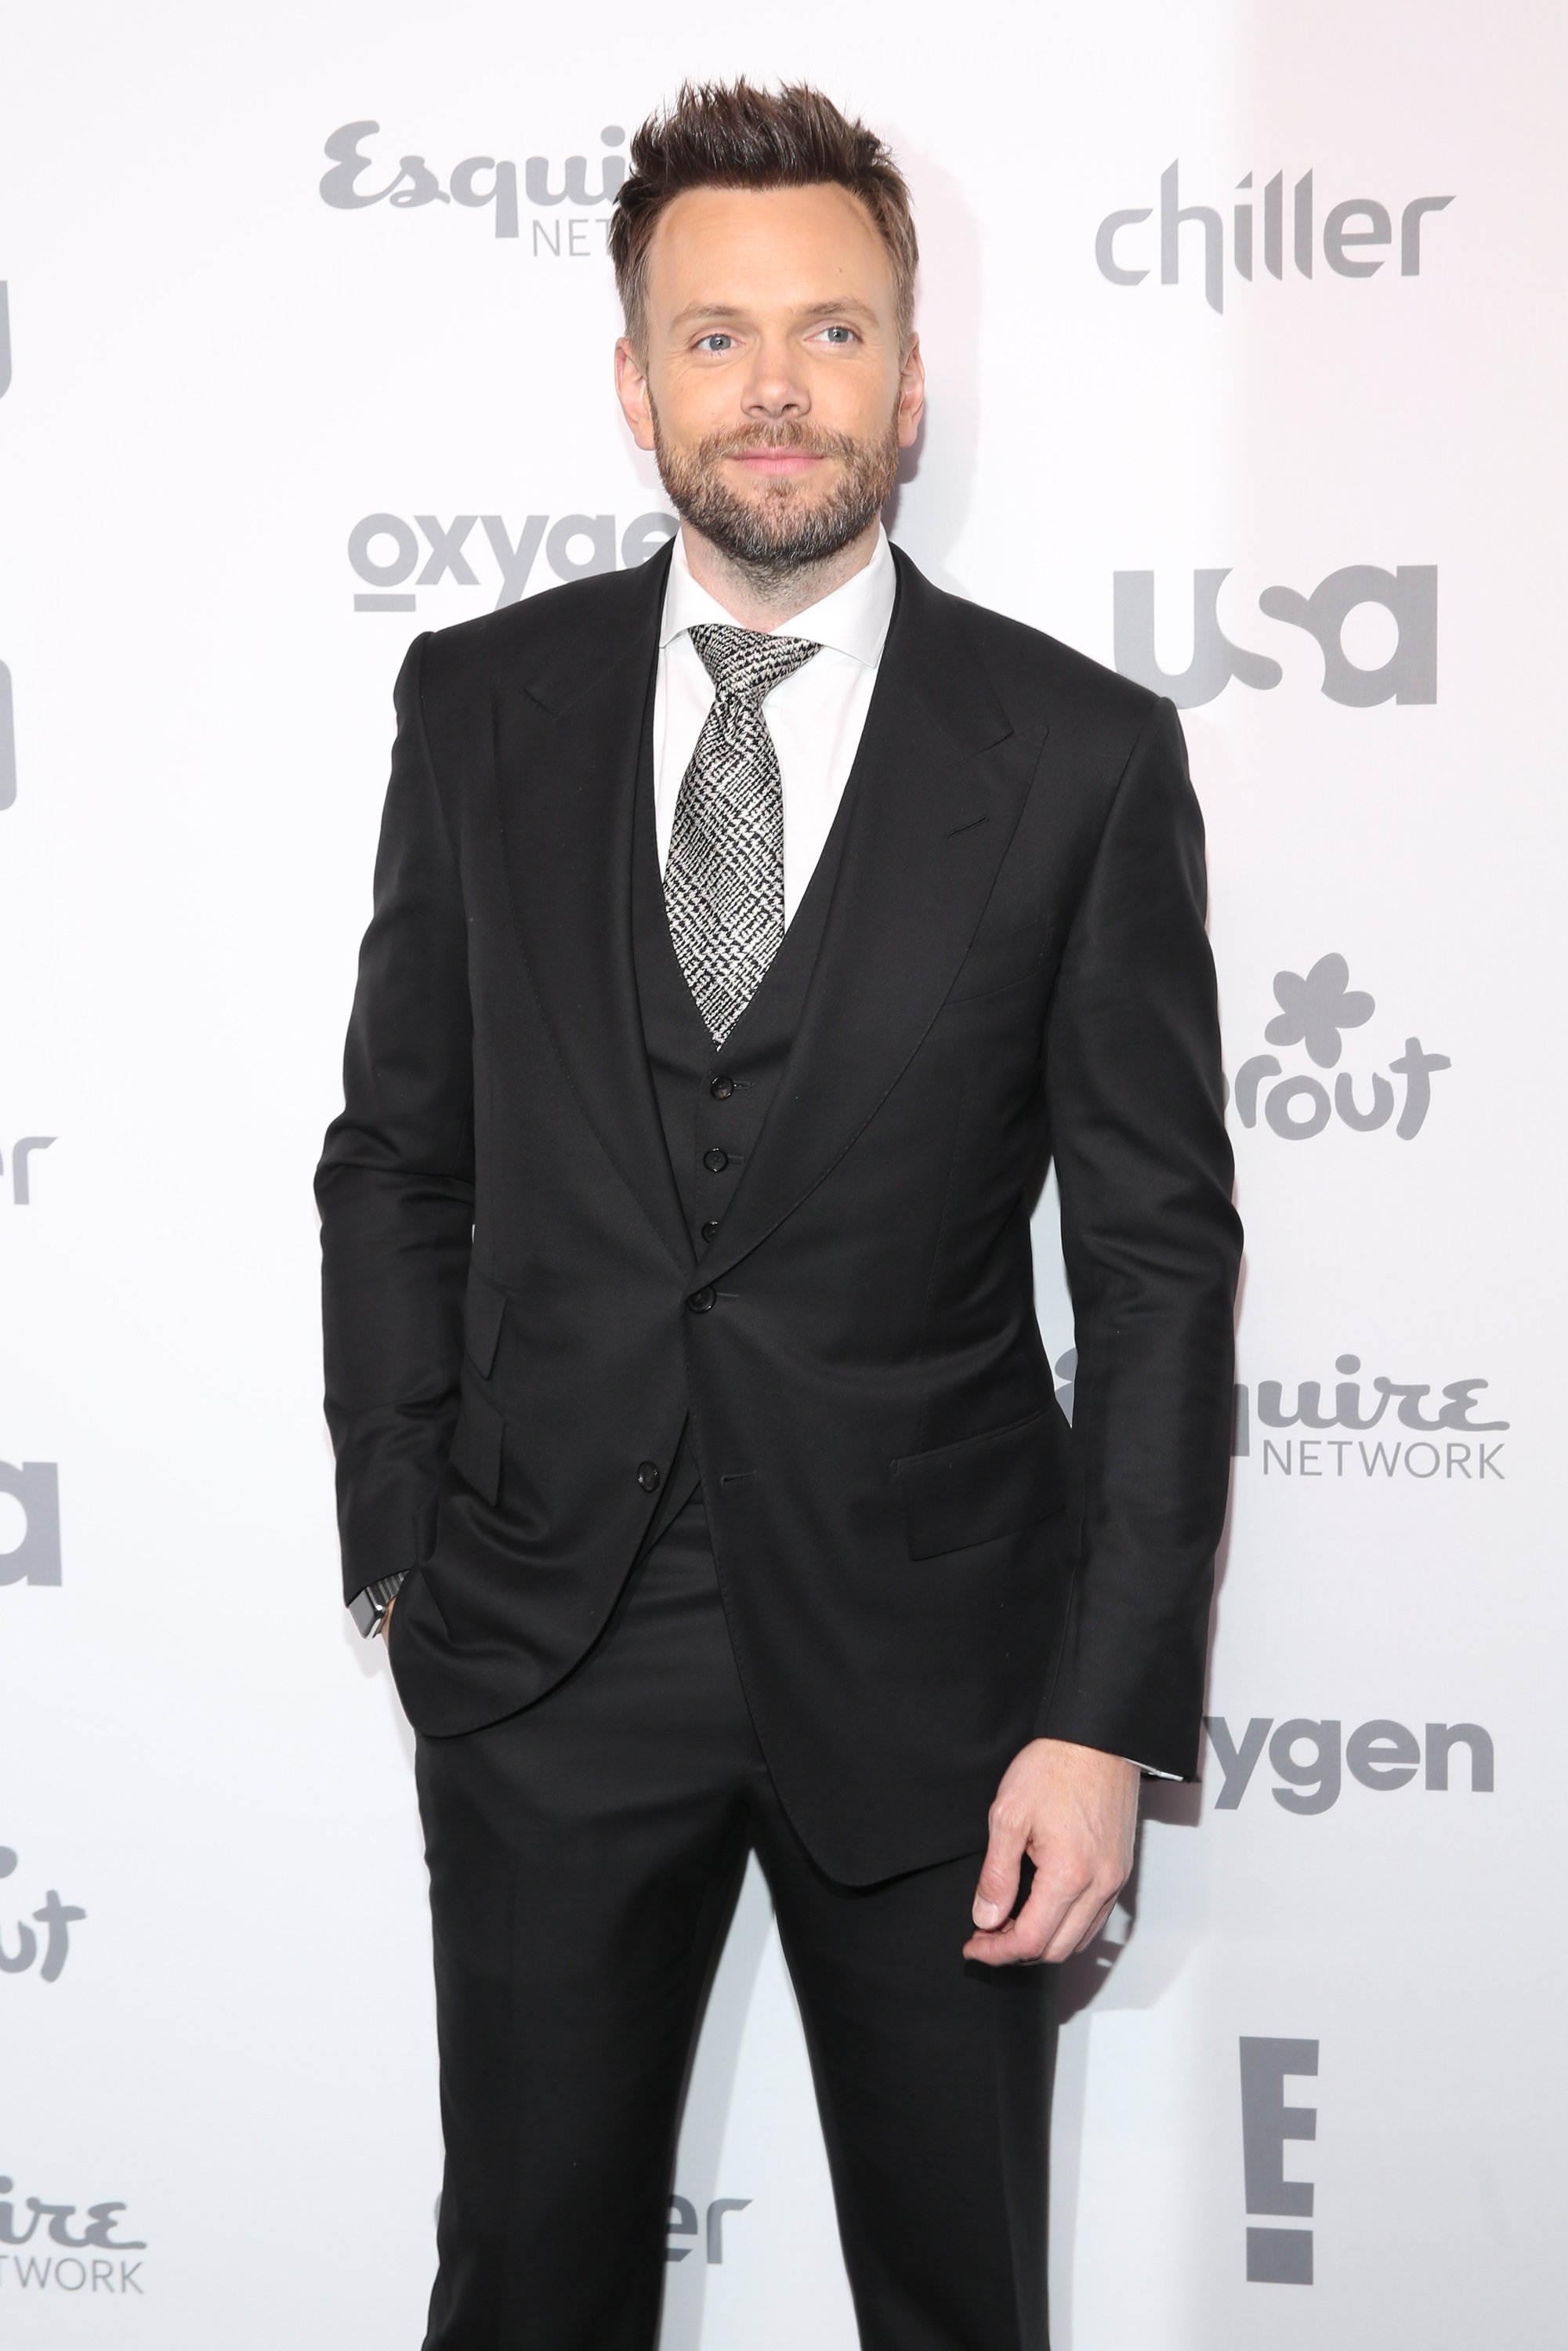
[668,297,883,331]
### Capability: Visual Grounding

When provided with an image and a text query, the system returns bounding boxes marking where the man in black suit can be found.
[317,79,1240,2351]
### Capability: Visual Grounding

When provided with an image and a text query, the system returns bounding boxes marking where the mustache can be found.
[690,421,865,465]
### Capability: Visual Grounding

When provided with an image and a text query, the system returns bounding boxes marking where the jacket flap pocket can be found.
[464,1273,506,1378]
[450,1381,504,1507]
[893,1409,1064,1561]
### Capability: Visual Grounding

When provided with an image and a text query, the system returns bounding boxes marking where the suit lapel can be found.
[492,545,696,1275]
[701,551,1048,1286]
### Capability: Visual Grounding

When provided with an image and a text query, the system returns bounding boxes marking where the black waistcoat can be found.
[630,661,858,1540]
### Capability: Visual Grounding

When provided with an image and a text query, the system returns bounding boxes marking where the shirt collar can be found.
[659,523,896,668]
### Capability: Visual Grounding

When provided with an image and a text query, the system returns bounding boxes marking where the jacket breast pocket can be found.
[944,918,1048,1004]
[893,1409,1065,1561]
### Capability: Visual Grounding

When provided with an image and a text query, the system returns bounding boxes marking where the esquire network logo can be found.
[1114,564,1436,707]
[1206,1717,1493,1812]
[347,510,676,615]
[1,1846,85,1982]
[1097,163,1453,311]
[1227,955,1449,1143]
[0,1462,60,1585]
[1240,2038,1317,2284]
[0,2176,143,2298]
[1233,1357,1506,1483]
[321,122,627,257]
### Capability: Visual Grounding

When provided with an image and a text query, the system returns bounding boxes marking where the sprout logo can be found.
[1229,955,1449,1141]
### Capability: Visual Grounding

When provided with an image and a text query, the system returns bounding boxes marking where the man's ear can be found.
[614,337,657,452]
[896,334,925,450]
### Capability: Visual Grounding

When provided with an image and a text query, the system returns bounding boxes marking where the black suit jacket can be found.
[317,544,1240,1882]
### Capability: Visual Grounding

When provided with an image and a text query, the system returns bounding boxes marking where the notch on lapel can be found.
[701,552,1048,1287]
[491,547,695,1277]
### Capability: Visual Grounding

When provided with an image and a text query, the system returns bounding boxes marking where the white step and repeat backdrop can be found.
[2,3,1564,2343]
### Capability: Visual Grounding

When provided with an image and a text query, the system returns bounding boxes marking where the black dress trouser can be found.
[414,1498,1055,2350]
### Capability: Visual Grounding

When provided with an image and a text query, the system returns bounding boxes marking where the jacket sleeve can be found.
[1035,695,1241,1778]
[315,635,475,1607]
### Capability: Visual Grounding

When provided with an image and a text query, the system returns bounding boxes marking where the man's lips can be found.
[727,449,827,476]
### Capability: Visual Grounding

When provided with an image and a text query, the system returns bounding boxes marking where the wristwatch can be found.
[349,1571,407,1639]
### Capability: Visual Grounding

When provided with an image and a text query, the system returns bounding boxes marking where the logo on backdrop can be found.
[1233,1357,1505,1483]
[320,122,627,257]
[666,2196,751,2265]
[347,510,677,615]
[1,660,15,812]
[1239,2038,1316,2284]
[0,2176,143,2297]
[1206,1718,1494,1813]
[1097,165,1453,310]
[1113,564,1436,706]
[1227,955,1450,1143]
[3,1136,53,1204]
[1,1848,85,1982]
[0,1462,60,1586]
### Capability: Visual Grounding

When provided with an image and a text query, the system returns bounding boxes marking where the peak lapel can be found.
[492,549,694,1275]
[701,553,1048,1287]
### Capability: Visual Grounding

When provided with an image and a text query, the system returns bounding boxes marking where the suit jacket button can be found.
[636,1460,661,1492]
[686,1286,717,1314]
[710,1076,735,1099]
[700,1219,720,1242]
[703,1148,729,1173]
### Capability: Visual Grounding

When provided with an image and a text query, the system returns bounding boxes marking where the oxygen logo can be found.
[1240,2038,1317,2283]
[0,1462,61,1585]
[348,510,676,614]
[1097,164,1453,310]
[1114,564,1436,707]
[1206,1718,1494,1813]
[1228,955,1450,1143]
[320,122,627,257]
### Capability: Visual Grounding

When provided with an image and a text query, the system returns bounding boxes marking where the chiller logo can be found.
[348,509,676,615]
[665,2195,751,2264]
[1114,564,1436,707]
[1233,1356,1505,1482]
[2,1136,53,1204]
[0,2175,143,2296]
[320,122,627,256]
[1240,2038,1317,2284]
[1098,164,1453,310]
[1228,955,1449,1143]
[0,1462,60,1585]
[1206,1717,1494,1813]
[0,1846,85,1982]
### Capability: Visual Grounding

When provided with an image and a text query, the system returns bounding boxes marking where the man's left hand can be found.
[962,1739,1139,1966]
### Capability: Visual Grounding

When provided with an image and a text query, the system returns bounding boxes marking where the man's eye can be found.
[817,324,857,346]
[696,334,735,353]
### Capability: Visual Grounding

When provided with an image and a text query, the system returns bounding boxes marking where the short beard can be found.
[650,408,900,585]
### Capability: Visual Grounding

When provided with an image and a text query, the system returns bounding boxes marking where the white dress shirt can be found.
[654,524,897,925]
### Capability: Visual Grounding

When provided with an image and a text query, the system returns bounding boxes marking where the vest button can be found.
[636,1460,661,1492]
[686,1286,717,1314]
[700,1219,720,1242]
[703,1148,730,1173]
[710,1076,735,1099]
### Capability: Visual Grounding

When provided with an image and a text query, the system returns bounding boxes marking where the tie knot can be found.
[687,622,821,705]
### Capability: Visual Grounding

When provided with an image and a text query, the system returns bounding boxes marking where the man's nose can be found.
[740,341,809,418]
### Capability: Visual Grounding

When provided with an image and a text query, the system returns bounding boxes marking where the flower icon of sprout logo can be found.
[1265,954,1374,1069]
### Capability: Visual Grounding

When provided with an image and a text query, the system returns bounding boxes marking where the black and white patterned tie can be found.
[664,623,822,1045]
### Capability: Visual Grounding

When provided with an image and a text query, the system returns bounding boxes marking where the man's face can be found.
[615,183,925,575]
